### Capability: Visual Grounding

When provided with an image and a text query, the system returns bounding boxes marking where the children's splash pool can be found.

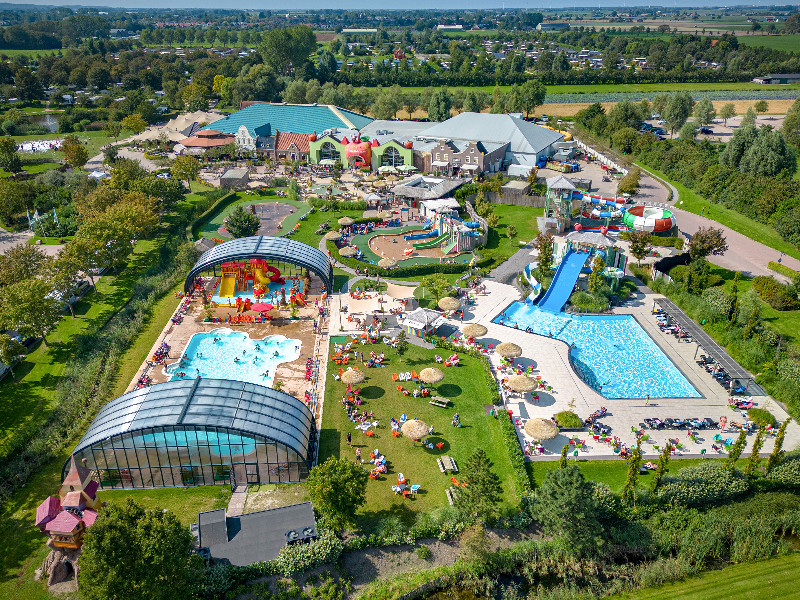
[209,280,288,305]
[493,303,700,399]
[165,328,301,387]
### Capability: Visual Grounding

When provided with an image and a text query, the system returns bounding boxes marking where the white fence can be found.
[575,140,629,176]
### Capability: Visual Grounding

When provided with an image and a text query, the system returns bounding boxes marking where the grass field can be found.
[610,553,800,600]
[740,34,800,51]
[318,342,516,529]
[636,164,800,263]
[0,48,60,58]
[12,130,120,163]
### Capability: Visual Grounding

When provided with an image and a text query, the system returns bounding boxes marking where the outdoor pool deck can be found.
[465,280,800,460]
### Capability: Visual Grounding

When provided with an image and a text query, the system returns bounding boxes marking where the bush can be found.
[657,463,750,508]
[701,286,733,317]
[568,290,608,313]
[766,458,800,488]
[768,261,799,280]
[554,411,583,428]
[752,276,800,311]
[619,232,683,249]
[748,407,776,427]
[308,198,367,211]
[416,545,433,560]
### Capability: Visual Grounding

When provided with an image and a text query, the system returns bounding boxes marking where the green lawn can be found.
[318,342,516,529]
[637,164,800,262]
[740,34,800,51]
[0,162,62,178]
[479,203,543,267]
[610,553,800,600]
[12,130,120,161]
[0,49,60,58]
[290,206,364,249]
[100,486,232,526]
[196,189,310,240]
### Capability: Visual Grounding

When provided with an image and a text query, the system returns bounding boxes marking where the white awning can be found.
[319,159,337,166]
[461,163,479,170]
[431,160,449,167]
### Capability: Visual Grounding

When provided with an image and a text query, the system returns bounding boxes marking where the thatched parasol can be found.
[438,297,461,312]
[377,257,397,269]
[377,211,393,219]
[419,367,444,384]
[462,324,487,338]
[507,374,538,393]
[338,217,355,226]
[324,231,342,241]
[496,342,523,358]
[401,419,430,440]
[524,418,559,441]
[339,246,357,257]
[341,370,365,385]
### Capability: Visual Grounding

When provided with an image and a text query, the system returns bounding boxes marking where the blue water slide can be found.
[536,250,590,313]
[464,231,481,237]
[452,216,480,229]
[523,263,543,305]
[404,228,438,241]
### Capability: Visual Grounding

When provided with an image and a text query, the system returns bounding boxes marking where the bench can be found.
[437,458,446,473]
[440,455,458,473]
[445,486,458,506]
[429,396,449,408]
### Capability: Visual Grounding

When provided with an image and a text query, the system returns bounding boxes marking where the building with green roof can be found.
[202,103,373,153]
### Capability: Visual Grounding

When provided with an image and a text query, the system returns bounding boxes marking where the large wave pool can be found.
[492,303,700,399]
[165,328,301,387]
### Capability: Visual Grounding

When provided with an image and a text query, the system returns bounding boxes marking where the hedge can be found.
[187,190,237,240]
[752,276,800,311]
[768,261,799,280]
[748,407,776,427]
[554,410,584,428]
[308,198,367,210]
[619,231,684,249]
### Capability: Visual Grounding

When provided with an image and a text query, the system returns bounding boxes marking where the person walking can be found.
[346,432,352,447]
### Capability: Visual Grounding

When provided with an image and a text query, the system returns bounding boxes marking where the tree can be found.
[649,442,672,492]
[427,88,452,122]
[781,98,800,146]
[719,103,736,127]
[611,127,639,154]
[14,68,43,101]
[693,97,716,127]
[753,99,768,116]
[739,127,796,177]
[689,226,728,259]
[0,334,26,379]
[104,120,122,141]
[621,441,642,506]
[533,231,554,274]
[395,329,408,356]
[679,122,698,141]
[87,65,111,89]
[225,205,260,238]
[506,224,518,244]
[181,83,211,112]
[0,279,63,346]
[725,429,748,470]
[420,273,452,304]
[720,122,757,170]
[371,91,400,120]
[259,25,316,75]
[627,230,652,267]
[80,499,198,600]
[607,100,643,132]
[662,91,694,135]
[517,79,546,118]
[0,243,49,287]
[617,167,641,196]
[50,250,82,318]
[454,448,502,519]
[536,465,601,555]
[765,418,791,475]
[743,426,766,479]
[559,443,569,468]
[0,136,21,173]
[59,134,89,169]
[587,255,606,294]
[171,155,200,189]
[121,113,148,136]
[306,457,368,531]
[103,144,119,165]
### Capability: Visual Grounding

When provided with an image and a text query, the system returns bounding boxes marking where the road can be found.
[0,227,63,257]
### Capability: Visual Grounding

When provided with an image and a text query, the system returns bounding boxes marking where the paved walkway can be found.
[227,489,247,517]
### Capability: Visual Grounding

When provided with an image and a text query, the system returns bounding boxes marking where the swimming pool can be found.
[165,328,301,387]
[209,280,288,305]
[492,303,700,399]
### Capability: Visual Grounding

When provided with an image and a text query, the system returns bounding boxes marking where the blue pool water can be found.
[492,303,700,399]
[165,328,301,387]
[209,280,288,305]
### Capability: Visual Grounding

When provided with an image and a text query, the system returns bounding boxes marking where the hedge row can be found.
[768,261,800,280]
[309,198,367,210]
[187,190,237,240]
[752,276,800,311]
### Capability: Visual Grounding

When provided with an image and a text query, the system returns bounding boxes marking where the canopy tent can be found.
[378,165,397,173]
[397,164,418,173]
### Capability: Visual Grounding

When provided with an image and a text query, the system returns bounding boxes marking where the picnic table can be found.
[429,396,449,408]
[437,455,458,473]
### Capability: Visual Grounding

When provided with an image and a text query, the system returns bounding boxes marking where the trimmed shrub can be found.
[701,286,733,317]
[768,261,799,279]
[748,407,776,427]
[766,458,800,488]
[657,463,750,508]
[752,276,800,311]
[554,411,583,428]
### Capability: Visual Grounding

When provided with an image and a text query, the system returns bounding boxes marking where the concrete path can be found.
[0,226,63,257]
[488,242,536,285]
[227,489,247,517]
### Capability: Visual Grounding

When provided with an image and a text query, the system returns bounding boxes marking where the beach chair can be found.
[411,370,418,381]
[436,442,444,451]
[392,373,399,381]
[410,484,421,495]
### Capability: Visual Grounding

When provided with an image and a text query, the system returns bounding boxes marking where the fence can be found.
[465,191,546,208]
[575,140,629,175]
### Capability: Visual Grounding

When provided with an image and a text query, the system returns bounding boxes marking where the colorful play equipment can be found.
[405,209,483,255]
[523,263,543,305]
[344,137,372,167]
[579,193,627,218]
[217,260,285,297]
[622,206,677,233]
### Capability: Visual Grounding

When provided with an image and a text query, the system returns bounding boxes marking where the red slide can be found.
[265,265,285,284]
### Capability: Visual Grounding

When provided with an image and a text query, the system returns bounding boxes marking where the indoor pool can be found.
[165,328,301,387]
[492,303,700,399]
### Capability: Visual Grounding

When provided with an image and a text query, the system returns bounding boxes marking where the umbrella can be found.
[419,367,444,384]
[462,324,487,338]
[339,246,357,257]
[364,174,379,182]
[438,297,461,311]
[496,342,523,358]
[325,231,342,241]
[377,211,393,219]
[507,374,538,393]
[338,217,355,226]
[341,370,366,385]
[378,258,397,268]
[401,419,430,440]
[524,418,559,441]
[251,302,273,312]
[398,164,417,172]
[385,174,399,182]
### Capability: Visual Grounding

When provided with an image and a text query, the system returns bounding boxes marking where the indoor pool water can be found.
[165,328,301,387]
[209,280,288,305]
[492,303,700,399]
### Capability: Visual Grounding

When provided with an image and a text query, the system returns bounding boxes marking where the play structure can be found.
[217,260,286,298]
[404,210,483,256]
[622,205,677,233]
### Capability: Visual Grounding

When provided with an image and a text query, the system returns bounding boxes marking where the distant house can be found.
[753,74,800,85]
[536,23,570,31]
[436,24,464,30]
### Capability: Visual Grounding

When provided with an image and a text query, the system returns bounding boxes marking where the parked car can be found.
[699,127,713,135]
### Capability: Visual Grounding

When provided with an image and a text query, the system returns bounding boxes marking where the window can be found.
[435,153,440,160]
[381,146,402,167]
[319,141,338,161]
[444,154,449,160]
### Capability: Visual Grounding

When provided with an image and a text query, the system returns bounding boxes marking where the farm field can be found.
[739,34,800,51]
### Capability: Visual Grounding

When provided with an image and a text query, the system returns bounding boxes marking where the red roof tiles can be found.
[275,131,309,152]
[61,455,91,491]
